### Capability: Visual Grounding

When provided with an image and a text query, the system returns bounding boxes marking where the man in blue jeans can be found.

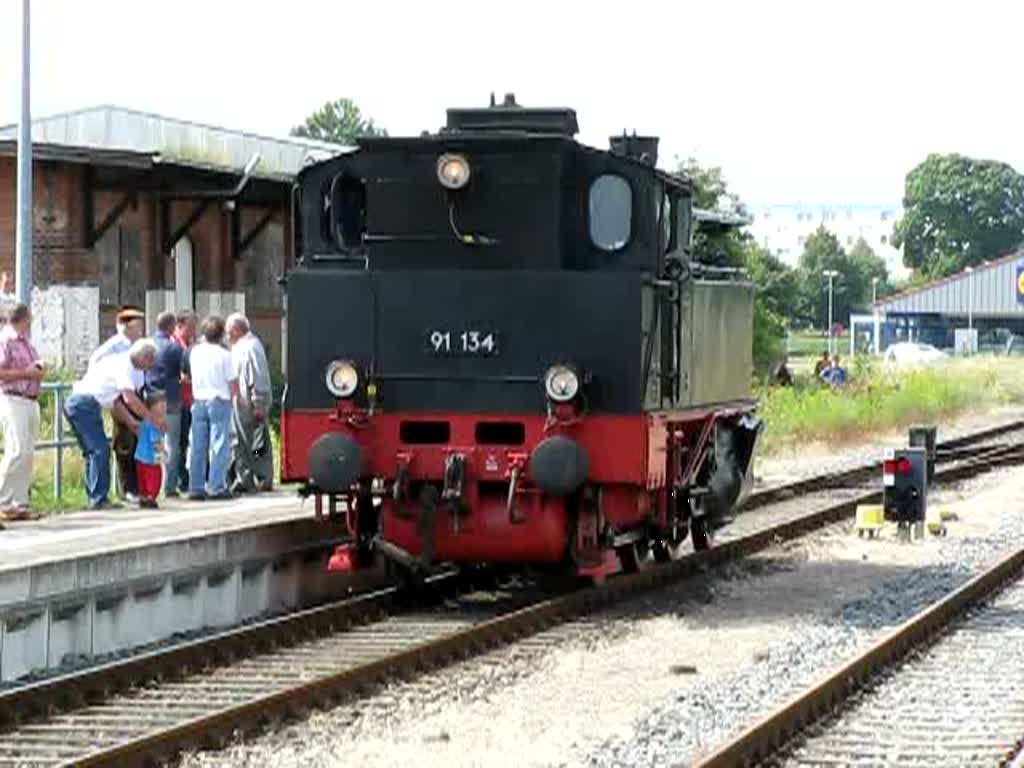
[65,340,158,509]
[184,316,239,500]
[146,311,185,497]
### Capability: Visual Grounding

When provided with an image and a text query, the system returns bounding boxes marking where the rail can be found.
[0,423,1020,765]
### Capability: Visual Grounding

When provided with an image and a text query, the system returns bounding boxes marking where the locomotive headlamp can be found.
[544,365,580,403]
[325,360,359,398]
[436,153,471,189]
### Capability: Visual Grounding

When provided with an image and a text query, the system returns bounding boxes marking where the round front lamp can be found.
[325,360,359,398]
[544,364,580,403]
[437,153,471,190]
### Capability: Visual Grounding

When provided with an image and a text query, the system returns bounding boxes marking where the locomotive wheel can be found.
[691,515,712,552]
[355,491,378,568]
[652,516,689,563]
[616,537,650,573]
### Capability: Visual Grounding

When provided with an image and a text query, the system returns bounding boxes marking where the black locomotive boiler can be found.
[281,95,762,579]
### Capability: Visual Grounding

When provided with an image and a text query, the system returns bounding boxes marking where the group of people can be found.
[68,307,275,509]
[813,351,849,387]
[769,351,849,389]
[0,302,275,520]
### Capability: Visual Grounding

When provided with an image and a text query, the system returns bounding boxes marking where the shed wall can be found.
[0,156,288,370]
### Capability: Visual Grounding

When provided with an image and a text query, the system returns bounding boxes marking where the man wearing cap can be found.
[90,307,147,503]
[89,306,145,367]
[65,340,158,509]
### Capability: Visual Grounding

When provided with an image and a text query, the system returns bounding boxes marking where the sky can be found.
[2,0,1023,206]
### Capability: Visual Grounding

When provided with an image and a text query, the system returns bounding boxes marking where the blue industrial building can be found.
[864,249,1024,354]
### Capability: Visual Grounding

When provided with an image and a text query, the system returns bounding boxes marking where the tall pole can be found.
[823,269,838,357]
[965,266,974,332]
[872,276,880,356]
[828,274,833,356]
[15,0,32,304]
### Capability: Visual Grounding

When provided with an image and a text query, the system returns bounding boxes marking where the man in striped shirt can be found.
[0,304,44,521]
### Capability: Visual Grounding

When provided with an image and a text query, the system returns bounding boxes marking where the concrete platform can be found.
[0,492,379,683]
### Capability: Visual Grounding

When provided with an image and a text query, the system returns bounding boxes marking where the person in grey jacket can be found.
[226,313,274,492]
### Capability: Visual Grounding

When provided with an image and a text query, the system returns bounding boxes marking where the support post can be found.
[234,208,275,259]
[54,386,64,500]
[88,192,137,248]
[15,0,32,303]
[81,167,95,249]
[164,199,212,254]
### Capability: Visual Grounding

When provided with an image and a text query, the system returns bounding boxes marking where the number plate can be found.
[425,329,500,356]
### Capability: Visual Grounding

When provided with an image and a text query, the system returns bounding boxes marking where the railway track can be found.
[742,419,1024,511]
[692,534,1024,768]
[0,423,1020,767]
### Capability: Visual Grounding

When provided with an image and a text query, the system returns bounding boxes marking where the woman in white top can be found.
[185,316,238,500]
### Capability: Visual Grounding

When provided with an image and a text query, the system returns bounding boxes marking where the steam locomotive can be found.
[280,95,762,580]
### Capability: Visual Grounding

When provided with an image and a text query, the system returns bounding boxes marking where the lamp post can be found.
[964,266,974,331]
[823,269,839,356]
[15,0,32,304]
[872,276,881,355]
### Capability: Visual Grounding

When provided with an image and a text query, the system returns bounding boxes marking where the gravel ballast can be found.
[179,461,1024,768]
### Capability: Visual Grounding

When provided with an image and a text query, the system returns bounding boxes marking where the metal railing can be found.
[36,381,76,500]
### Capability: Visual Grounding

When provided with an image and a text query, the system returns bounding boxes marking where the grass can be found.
[757,356,1024,456]
[786,330,849,358]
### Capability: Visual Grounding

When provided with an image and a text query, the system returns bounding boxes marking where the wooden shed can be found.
[0,106,342,371]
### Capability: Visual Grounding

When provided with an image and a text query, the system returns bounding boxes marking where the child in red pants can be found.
[134,390,167,508]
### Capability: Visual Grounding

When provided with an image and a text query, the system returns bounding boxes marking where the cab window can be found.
[589,174,632,251]
[329,173,366,251]
[661,192,674,253]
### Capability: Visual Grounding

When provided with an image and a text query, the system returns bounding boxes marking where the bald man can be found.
[226,313,274,492]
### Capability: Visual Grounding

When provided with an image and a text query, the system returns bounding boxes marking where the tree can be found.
[796,229,888,328]
[677,159,745,212]
[747,243,801,322]
[291,98,387,145]
[678,158,748,267]
[848,237,890,303]
[893,153,1024,278]
[745,243,798,369]
[797,227,849,328]
[678,158,795,369]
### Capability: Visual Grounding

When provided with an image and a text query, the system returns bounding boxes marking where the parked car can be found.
[883,342,947,366]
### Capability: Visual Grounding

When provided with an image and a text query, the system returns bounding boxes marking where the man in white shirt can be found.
[226,313,274,493]
[65,339,157,509]
[185,316,239,500]
[90,306,146,502]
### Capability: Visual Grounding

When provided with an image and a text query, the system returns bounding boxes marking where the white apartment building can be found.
[747,203,907,278]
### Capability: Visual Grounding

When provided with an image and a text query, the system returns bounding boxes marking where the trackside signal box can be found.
[882,447,928,532]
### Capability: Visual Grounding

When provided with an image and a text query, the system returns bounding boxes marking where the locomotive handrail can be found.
[688,261,750,280]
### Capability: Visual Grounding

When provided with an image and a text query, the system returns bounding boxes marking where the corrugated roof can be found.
[0,105,348,178]
[0,139,155,169]
[875,249,1024,318]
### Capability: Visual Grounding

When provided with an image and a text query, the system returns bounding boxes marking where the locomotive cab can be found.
[281,95,761,578]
